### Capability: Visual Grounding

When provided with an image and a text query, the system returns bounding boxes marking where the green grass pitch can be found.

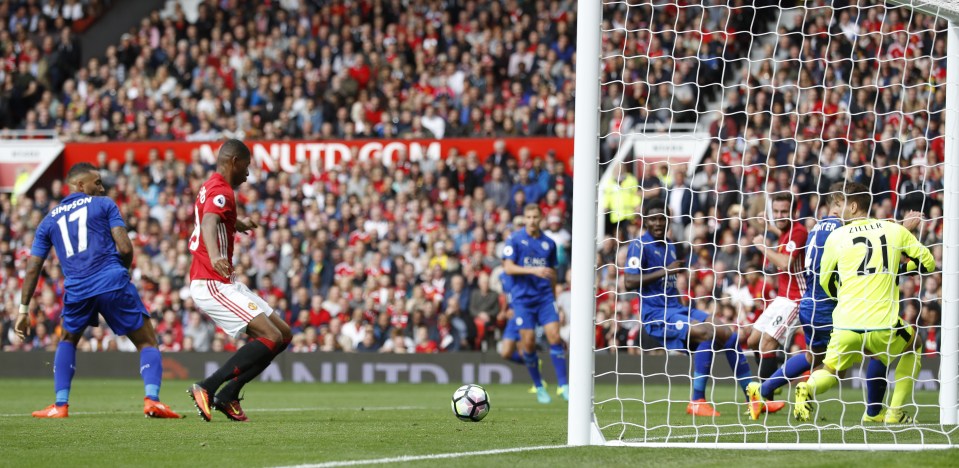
[2,379,957,467]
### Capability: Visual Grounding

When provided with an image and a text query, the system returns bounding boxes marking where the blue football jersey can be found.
[799,216,842,324]
[502,229,557,304]
[31,193,130,301]
[624,232,683,320]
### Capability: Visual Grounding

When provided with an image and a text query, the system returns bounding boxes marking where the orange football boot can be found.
[686,399,721,417]
[187,384,213,422]
[32,403,68,418]
[144,398,183,419]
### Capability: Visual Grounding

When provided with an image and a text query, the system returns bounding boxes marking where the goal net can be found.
[568,0,959,449]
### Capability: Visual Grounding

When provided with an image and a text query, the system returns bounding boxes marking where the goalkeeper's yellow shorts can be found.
[823,319,916,371]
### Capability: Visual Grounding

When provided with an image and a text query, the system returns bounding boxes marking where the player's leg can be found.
[106,283,182,418]
[757,317,820,404]
[870,322,920,423]
[540,302,568,400]
[862,358,889,422]
[215,313,292,408]
[751,298,795,383]
[701,310,751,396]
[794,330,862,421]
[499,318,545,393]
[33,297,94,418]
[188,280,280,421]
[746,326,778,383]
[499,315,523,365]
[515,302,549,403]
[684,315,721,416]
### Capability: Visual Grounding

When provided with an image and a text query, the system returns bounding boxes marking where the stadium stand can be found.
[0,1,943,358]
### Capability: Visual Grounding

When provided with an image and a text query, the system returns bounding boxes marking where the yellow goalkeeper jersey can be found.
[819,218,935,330]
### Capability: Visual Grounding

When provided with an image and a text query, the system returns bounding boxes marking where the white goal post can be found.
[568,0,959,449]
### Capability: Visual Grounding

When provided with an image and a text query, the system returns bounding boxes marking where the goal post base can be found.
[603,442,956,451]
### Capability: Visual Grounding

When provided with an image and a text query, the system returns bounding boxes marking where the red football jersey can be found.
[774,221,808,301]
[189,173,237,283]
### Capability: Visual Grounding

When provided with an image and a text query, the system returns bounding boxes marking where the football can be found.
[451,384,490,422]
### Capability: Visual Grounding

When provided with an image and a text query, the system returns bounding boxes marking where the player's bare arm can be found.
[110,225,134,269]
[235,217,259,233]
[751,235,793,271]
[14,255,46,340]
[201,212,232,278]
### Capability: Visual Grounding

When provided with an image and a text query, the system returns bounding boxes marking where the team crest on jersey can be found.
[503,245,514,257]
[541,241,549,250]
[627,257,640,268]
[248,302,257,310]
[213,195,226,208]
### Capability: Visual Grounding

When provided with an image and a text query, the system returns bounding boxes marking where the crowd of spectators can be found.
[0,0,113,128]
[596,0,945,356]
[2,0,577,141]
[0,1,948,358]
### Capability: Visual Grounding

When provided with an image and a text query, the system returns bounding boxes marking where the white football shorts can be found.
[752,296,799,346]
[190,280,274,338]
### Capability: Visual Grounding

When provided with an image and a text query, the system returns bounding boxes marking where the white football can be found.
[451,384,490,422]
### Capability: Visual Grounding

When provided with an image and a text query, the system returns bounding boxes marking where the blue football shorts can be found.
[61,282,148,335]
[513,300,560,331]
[643,307,710,350]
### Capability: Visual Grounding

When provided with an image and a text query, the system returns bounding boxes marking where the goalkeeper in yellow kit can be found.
[793,182,935,424]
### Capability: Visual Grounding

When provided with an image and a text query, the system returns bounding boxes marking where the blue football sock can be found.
[761,354,811,400]
[507,351,524,365]
[54,341,77,406]
[719,333,751,393]
[549,343,568,386]
[522,351,544,388]
[692,341,712,400]
[140,346,163,401]
[865,359,888,417]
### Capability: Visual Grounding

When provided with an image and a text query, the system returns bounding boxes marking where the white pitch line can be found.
[273,445,568,468]
[0,406,429,418]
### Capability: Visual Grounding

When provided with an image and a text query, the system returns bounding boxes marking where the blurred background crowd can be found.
[0,0,946,358]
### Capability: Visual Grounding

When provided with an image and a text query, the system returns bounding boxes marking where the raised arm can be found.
[898,223,936,274]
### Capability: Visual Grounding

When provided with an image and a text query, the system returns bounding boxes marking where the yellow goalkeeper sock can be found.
[807,369,838,398]
[890,351,921,409]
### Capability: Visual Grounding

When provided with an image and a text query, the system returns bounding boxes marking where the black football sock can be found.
[758,351,780,382]
[200,337,277,393]
[216,339,290,402]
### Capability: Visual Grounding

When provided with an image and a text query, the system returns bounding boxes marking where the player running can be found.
[794,182,934,423]
[748,192,808,414]
[187,139,292,422]
[497,271,551,395]
[15,162,181,419]
[625,199,753,417]
[502,204,568,403]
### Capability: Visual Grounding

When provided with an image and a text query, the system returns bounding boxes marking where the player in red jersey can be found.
[748,192,808,413]
[186,139,292,422]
